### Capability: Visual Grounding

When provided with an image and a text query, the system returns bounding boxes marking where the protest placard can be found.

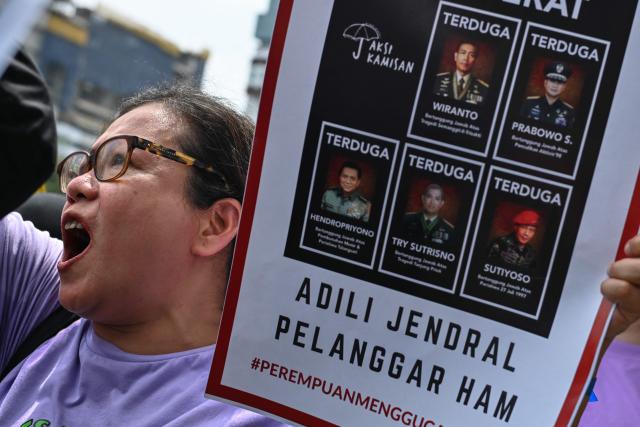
[207,1,640,425]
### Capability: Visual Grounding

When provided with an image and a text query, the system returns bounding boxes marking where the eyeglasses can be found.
[57,135,228,194]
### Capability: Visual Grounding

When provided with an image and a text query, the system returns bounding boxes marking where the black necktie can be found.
[457,78,465,94]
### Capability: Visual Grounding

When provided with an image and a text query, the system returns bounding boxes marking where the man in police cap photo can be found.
[321,160,371,222]
[520,61,575,128]
[401,183,454,246]
[488,209,540,269]
[433,41,489,105]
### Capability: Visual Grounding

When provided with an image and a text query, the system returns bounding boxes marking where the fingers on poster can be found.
[408,2,521,155]
[461,167,572,318]
[298,122,398,268]
[379,145,483,293]
[494,24,610,178]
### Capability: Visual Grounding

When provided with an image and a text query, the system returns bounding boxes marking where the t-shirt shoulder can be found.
[0,213,62,371]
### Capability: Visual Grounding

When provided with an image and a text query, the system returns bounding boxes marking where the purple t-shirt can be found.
[0,213,285,426]
[579,339,640,426]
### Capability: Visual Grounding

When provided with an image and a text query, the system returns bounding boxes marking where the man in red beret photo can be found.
[488,209,540,269]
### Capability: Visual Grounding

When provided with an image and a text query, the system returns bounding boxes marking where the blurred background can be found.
[18,0,280,192]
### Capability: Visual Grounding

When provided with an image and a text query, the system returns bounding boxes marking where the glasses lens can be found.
[95,137,129,181]
[59,153,90,193]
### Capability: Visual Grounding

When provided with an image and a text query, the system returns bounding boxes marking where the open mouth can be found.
[62,220,92,262]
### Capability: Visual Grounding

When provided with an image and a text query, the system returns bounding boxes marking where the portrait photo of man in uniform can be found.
[433,40,489,105]
[520,61,576,129]
[321,160,372,222]
[488,209,540,269]
[401,183,454,246]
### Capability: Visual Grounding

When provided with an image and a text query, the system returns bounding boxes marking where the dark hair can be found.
[456,41,478,54]
[339,160,362,179]
[422,183,444,201]
[117,84,254,209]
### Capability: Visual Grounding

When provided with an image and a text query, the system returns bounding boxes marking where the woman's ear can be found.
[191,198,241,257]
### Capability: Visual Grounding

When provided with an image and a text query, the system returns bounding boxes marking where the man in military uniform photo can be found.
[401,184,454,246]
[488,209,540,269]
[520,61,575,128]
[321,161,371,222]
[433,41,489,105]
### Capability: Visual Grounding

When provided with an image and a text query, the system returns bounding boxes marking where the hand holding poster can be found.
[207,0,640,425]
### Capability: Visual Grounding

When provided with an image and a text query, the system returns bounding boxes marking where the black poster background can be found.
[284,0,638,337]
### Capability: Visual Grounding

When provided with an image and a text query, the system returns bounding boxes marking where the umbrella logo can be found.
[342,23,381,60]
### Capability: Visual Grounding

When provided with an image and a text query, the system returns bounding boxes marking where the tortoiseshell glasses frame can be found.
[56,135,229,194]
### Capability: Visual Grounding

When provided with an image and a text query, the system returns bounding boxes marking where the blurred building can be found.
[24,0,208,138]
[246,0,278,120]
